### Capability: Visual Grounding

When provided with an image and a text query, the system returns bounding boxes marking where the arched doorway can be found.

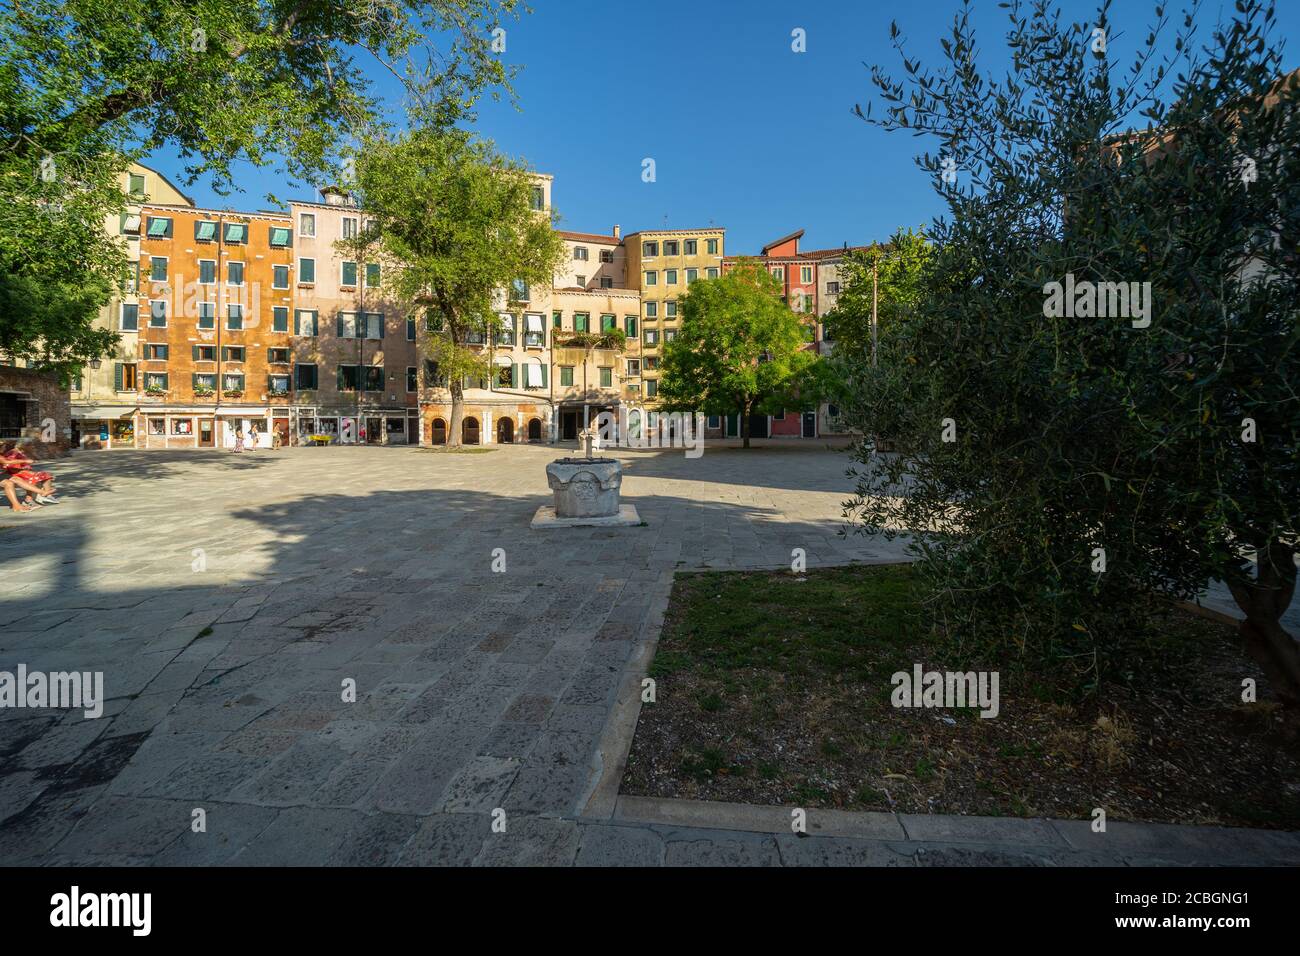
[527,418,542,442]
[497,417,514,444]
[430,418,447,445]
[462,417,480,445]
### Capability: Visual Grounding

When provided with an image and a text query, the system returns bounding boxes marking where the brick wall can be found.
[0,366,71,456]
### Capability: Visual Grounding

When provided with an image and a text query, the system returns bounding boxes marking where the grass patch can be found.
[622,564,1300,828]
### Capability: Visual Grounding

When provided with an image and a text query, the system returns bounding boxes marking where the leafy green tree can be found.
[659,261,820,448]
[845,0,1300,693]
[0,0,522,370]
[351,127,565,445]
[824,227,933,361]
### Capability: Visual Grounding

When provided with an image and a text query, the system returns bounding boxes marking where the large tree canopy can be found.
[352,126,565,445]
[0,0,522,373]
[658,261,821,448]
[845,0,1300,692]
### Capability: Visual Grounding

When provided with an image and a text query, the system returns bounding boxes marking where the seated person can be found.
[2,475,47,512]
[0,442,57,502]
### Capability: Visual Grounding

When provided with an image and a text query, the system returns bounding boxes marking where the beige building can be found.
[623,228,725,407]
[289,189,419,444]
[71,162,194,448]
[549,287,642,440]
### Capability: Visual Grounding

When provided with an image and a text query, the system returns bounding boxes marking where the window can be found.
[530,185,545,211]
[496,364,514,388]
[802,295,814,314]
[599,367,612,388]
[295,363,318,389]
[269,226,291,248]
[772,266,785,281]
[364,366,384,390]
[552,311,562,329]
[644,271,657,286]
[644,329,659,345]
[146,216,172,238]
[342,217,358,239]
[341,261,358,286]
[366,263,380,288]
[624,316,637,337]
[406,317,416,341]
[363,312,384,340]
[195,220,217,242]
[665,269,677,284]
[684,239,697,255]
[222,373,244,392]
[706,267,719,279]
[299,213,316,237]
[298,258,315,283]
[627,359,640,376]
[642,241,658,257]
[115,363,138,391]
[575,275,586,287]
[128,173,146,200]
[149,300,167,327]
[573,246,589,261]
[708,415,721,428]
[199,259,216,284]
[645,379,658,397]
[600,249,614,263]
[194,345,216,362]
[664,328,678,342]
[706,238,718,255]
[424,359,445,387]
[466,329,485,345]
[686,268,698,283]
[223,346,245,362]
[601,314,616,332]
[146,343,168,360]
[645,356,660,370]
[120,303,139,331]
[406,367,417,392]
[663,240,679,256]
[337,365,360,391]
[599,277,613,289]
[827,281,840,294]
[773,410,785,421]
[223,223,246,244]
[627,382,640,394]
[645,301,658,318]
[573,313,589,332]
[273,264,289,289]
[227,261,245,286]
[268,374,290,394]
[665,301,677,319]
[559,366,574,386]
[148,417,165,436]
[144,372,168,392]
[801,266,813,284]
[828,404,841,418]
[121,213,141,235]
[510,278,529,301]
[268,347,290,364]
[193,373,216,391]
[339,312,358,339]
[198,302,215,329]
[149,257,168,282]
[227,303,243,330]
[524,313,545,347]
[295,309,318,336]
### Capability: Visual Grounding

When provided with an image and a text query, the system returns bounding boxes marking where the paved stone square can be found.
[1,442,1296,866]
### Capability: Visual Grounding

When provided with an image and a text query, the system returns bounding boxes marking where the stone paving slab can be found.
[1,444,1296,866]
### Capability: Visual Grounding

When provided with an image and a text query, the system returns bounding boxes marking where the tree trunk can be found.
[448,380,464,448]
[1226,538,1300,702]
[741,400,751,449]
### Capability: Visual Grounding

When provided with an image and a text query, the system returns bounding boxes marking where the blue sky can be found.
[147,0,1298,255]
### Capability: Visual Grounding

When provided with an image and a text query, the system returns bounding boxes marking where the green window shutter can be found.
[540,364,548,387]
[114,363,123,391]
[366,263,381,287]
[192,345,199,361]
[512,363,519,388]
[337,315,345,338]
[337,367,345,390]
[377,314,385,339]
[191,373,198,388]
[293,311,300,335]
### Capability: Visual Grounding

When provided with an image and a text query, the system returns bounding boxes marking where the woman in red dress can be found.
[1,442,57,503]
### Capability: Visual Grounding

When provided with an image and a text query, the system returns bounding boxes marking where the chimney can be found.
[612,224,621,240]
[321,186,354,207]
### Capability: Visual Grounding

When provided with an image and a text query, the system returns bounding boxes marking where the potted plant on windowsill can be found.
[144,385,167,397]
[193,386,214,398]
[223,389,244,398]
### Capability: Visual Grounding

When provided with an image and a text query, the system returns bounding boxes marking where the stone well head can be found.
[546,458,622,518]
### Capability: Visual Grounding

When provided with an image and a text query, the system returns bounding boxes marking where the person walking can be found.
[247,423,259,452]
[232,427,244,453]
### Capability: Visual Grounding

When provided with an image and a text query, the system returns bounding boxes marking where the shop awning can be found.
[71,406,134,419]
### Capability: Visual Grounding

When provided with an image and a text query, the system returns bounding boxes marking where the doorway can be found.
[431,418,447,445]
[497,417,514,443]
[462,417,480,445]
[365,416,382,444]
[198,419,215,447]
[527,418,542,442]
[802,411,817,438]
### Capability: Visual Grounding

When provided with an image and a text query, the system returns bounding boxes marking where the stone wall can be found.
[0,365,71,456]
